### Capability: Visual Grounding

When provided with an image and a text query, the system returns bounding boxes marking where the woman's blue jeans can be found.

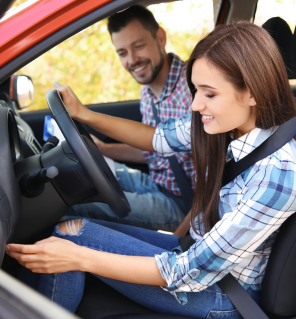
[37,219,261,319]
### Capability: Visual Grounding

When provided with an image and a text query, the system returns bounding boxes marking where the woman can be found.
[7,21,296,318]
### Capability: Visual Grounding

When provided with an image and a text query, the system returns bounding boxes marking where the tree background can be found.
[11,0,296,111]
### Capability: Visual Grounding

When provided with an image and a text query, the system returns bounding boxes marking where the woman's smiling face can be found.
[191,58,257,138]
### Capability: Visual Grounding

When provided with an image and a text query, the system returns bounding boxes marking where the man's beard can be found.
[129,48,164,85]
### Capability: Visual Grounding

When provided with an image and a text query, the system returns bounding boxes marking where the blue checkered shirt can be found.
[153,112,296,304]
[140,53,195,196]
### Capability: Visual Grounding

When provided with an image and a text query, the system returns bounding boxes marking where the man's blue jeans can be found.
[68,163,186,232]
[38,219,261,319]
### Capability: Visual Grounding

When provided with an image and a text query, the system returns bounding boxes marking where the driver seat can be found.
[76,210,296,319]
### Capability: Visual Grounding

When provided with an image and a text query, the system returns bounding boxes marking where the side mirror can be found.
[11,75,35,109]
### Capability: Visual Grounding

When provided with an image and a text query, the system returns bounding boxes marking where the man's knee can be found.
[58,219,85,236]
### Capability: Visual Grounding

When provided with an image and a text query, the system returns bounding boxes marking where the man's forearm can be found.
[104,143,146,163]
[174,210,191,238]
[55,85,155,152]
[81,109,155,152]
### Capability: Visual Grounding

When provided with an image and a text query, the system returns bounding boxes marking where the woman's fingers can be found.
[6,248,50,271]
[7,250,40,263]
[7,236,57,255]
[8,237,83,273]
[7,243,44,254]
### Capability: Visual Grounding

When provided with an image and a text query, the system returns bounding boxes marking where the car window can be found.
[254,0,296,84]
[17,0,215,112]
[254,0,296,31]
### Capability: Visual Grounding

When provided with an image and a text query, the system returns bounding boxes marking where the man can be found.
[68,5,194,232]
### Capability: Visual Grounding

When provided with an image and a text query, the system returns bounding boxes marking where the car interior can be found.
[1,0,296,318]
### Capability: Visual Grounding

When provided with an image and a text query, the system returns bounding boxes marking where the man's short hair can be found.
[107,5,159,38]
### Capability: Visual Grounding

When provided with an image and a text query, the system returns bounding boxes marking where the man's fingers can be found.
[53,82,61,88]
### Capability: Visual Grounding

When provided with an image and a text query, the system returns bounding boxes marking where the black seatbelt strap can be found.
[218,273,269,319]
[178,115,296,319]
[151,99,194,213]
[223,116,296,185]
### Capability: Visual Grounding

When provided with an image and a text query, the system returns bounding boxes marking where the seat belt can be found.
[151,99,194,213]
[178,115,296,319]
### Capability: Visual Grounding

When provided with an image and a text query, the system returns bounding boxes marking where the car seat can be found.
[292,26,296,78]
[291,26,296,98]
[262,17,294,79]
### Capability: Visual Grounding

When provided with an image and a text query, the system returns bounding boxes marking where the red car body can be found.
[0,0,112,68]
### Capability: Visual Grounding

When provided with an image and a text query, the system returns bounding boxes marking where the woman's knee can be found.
[56,219,87,236]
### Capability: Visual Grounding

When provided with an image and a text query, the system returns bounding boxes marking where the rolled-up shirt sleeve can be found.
[152,112,192,157]
[155,155,296,304]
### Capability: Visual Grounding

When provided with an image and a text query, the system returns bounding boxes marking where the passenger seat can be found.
[262,17,294,79]
[291,26,296,97]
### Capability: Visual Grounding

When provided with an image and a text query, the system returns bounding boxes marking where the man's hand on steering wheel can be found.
[46,88,131,217]
[53,82,89,121]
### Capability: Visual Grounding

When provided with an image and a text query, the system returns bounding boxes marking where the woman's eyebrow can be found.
[198,84,217,90]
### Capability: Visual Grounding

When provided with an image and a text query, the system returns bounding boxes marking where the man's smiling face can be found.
[112,19,164,85]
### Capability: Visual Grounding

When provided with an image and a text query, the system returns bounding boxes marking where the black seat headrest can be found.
[292,26,296,79]
[262,17,293,78]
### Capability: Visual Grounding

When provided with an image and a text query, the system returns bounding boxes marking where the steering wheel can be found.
[46,89,130,218]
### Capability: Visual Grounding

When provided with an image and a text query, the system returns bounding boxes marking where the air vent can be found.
[0,100,8,108]
[26,133,42,154]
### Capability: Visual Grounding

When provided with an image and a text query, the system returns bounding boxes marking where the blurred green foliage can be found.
[12,0,296,112]
[17,2,211,111]
[11,0,28,8]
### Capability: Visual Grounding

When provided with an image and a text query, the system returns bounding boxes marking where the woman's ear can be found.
[249,90,257,107]
[156,27,167,49]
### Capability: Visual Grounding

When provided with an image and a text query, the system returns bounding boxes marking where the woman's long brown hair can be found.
[187,21,296,234]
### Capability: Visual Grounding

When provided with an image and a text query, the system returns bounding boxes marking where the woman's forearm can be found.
[78,246,166,286]
[7,238,166,286]
[80,108,155,152]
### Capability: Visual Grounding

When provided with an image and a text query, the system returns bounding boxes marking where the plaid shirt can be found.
[140,53,195,196]
[153,113,296,305]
